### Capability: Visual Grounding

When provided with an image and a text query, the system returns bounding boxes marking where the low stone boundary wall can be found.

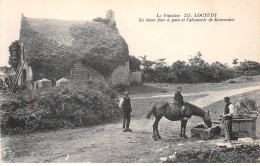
[161,138,260,163]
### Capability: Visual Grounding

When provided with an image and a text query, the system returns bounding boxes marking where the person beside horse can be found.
[119,91,133,132]
[221,96,235,141]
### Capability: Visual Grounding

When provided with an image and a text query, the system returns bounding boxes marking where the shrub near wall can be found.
[0,79,121,135]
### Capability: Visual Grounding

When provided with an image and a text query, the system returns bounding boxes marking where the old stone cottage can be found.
[17,10,141,88]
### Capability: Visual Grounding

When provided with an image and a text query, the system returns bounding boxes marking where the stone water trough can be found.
[191,113,258,140]
[219,114,258,139]
[191,122,221,140]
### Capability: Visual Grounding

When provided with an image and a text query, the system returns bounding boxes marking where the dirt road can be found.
[1,85,259,163]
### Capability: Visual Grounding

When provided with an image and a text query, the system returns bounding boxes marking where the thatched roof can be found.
[20,17,79,46]
[19,14,129,80]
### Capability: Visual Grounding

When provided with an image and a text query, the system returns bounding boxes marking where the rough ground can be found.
[0,85,259,163]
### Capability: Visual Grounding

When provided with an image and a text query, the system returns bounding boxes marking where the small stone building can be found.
[34,78,52,89]
[56,78,70,87]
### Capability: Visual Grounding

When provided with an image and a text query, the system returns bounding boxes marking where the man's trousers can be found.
[123,111,131,129]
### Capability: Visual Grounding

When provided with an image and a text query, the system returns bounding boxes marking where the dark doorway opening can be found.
[22,69,27,83]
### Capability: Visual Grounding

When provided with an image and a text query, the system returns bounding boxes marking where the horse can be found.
[146,101,212,140]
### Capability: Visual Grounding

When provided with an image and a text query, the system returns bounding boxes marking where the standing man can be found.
[173,87,185,117]
[222,96,235,141]
[119,91,132,132]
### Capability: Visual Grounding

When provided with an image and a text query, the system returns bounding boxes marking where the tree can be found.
[0,66,15,75]
[235,60,260,76]
[153,58,170,83]
[171,60,186,70]
[139,55,155,69]
[188,52,210,82]
[209,61,234,82]
[154,58,167,69]
[188,52,205,67]
[139,52,238,83]
[169,61,190,83]
[8,40,20,73]
[128,55,141,72]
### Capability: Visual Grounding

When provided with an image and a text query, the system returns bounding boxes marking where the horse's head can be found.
[203,111,212,128]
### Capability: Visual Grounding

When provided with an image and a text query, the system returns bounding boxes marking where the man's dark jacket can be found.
[174,92,184,106]
[122,97,132,112]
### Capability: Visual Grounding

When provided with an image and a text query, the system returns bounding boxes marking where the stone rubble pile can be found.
[162,138,260,163]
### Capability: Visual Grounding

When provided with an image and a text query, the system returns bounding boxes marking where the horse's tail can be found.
[146,104,157,119]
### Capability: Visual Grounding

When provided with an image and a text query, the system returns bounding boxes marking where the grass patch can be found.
[128,84,170,96]
[144,75,259,94]
[224,75,259,83]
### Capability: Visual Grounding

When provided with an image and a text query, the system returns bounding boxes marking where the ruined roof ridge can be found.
[22,14,93,24]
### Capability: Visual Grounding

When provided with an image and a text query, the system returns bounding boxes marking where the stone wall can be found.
[71,61,106,82]
[129,71,142,83]
[71,61,142,86]
[109,61,129,85]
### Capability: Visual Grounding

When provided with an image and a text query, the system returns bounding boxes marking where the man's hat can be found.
[224,97,230,101]
[124,91,129,95]
[177,87,182,90]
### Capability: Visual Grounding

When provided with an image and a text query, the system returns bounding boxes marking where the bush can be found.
[130,80,138,86]
[0,79,121,135]
[112,83,130,92]
[227,80,236,83]
[140,53,244,84]
[234,96,259,116]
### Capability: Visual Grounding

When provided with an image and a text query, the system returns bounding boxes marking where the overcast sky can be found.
[0,0,260,67]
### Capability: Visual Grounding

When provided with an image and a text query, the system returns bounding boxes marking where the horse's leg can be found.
[152,118,158,140]
[153,117,161,141]
[152,118,156,139]
[155,116,162,139]
[182,120,188,138]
